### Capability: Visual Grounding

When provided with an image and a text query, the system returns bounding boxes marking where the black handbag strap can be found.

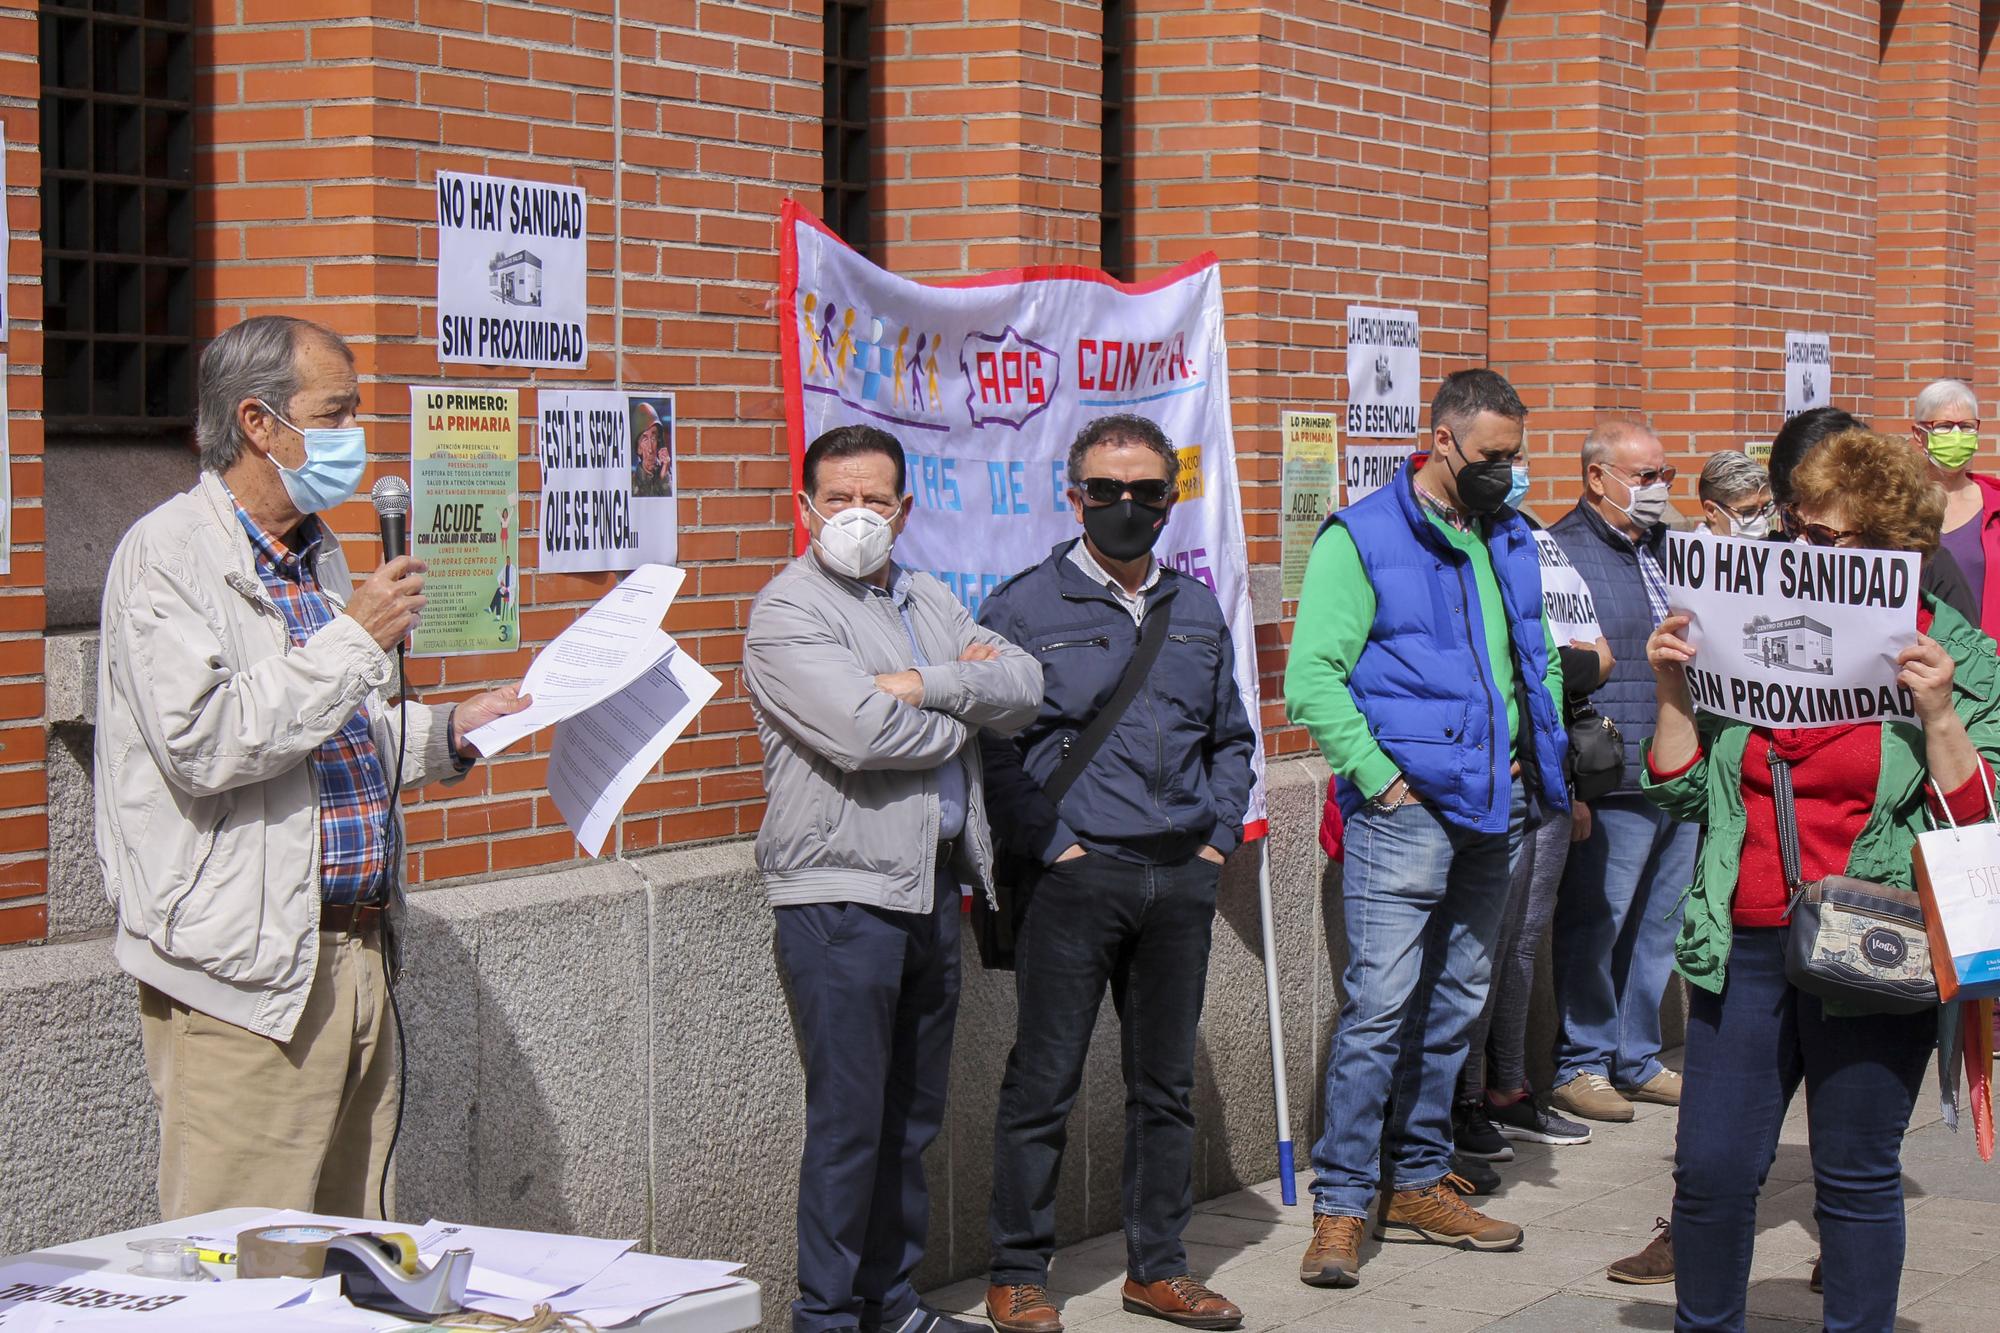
[1043,603,1171,807]
[1768,747,1807,893]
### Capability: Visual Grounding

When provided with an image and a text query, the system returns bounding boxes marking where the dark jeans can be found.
[775,885,961,1333]
[1672,928,1933,1333]
[1460,810,1573,1098]
[989,850,1222,1286]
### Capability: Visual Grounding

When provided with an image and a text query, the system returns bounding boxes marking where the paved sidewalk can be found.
[927,1060,2000,1332]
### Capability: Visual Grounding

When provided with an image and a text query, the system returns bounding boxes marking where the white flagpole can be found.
[1257,846,1296,1204]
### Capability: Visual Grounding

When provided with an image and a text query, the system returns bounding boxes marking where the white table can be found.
[4,1207,762,1333]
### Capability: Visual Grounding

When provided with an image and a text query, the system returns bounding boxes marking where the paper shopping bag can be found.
[1913,819,2000,1003]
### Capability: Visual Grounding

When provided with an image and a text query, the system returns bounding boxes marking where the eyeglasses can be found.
[1783,507,1863,547]
[1601,461,1678,488]
[1078,476,1175,506]
[1725,499,1775,523]
[1919,420,1980,434]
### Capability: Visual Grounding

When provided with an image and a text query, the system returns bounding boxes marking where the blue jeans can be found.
[1552,794,1695,1087]
[1309,782,1526,1218]
[1672,928,1932,1333]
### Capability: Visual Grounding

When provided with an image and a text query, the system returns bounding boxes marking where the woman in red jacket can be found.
[1910,378,2000,636]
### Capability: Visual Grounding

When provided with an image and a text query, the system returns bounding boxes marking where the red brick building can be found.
[4,0,1996,942]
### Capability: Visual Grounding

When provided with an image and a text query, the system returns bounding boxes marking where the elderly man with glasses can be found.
[1544,419,1700,1124]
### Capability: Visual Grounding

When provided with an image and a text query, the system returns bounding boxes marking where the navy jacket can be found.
[1548,501,1665,796]
[1335,468,1569,834]
[978,541,1258,866]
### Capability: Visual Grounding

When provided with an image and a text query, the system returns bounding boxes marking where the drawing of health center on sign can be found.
[1743,614,1834,676]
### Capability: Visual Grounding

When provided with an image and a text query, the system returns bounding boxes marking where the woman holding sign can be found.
[1644,429,2000,1332]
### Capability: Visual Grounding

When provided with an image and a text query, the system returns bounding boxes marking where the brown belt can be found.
[319,901,385,935]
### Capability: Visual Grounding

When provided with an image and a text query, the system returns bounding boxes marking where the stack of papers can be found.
[464,563,722,856]
[0,1260,349,1331]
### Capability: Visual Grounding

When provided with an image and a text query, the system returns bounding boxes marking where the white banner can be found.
[1784,331,1831,420]
[1534,530,1602,644]
[1663,530,1921,728]
[780,202,1267,832]
[1345,305,1421,437]
[436,170,588,369]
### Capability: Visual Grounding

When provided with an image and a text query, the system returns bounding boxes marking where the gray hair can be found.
[194,315,350,472]
[1698,451,1768,505]
[1912,378,1979,423]
[1066,413,1177,484]
[1579,418,1657,473]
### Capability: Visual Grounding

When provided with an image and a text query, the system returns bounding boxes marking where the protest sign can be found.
[1344,306,1420,437]
[1280,411,1337,599]
[1784,331,1831,420]
[779,199,1268,834]
[1663,529,1921,727]
[1533,530,1602,645]
[436,170,588,369]
[409,385,518,655]
[627,393,677,565]
[537,390,678,574]
[1744,438,1772,467]
[1343,441,1410,506]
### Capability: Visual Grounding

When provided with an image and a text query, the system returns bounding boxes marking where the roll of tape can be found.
[236,1225,342,1280]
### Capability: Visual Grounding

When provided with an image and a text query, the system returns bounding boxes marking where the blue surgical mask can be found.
[1504,464,1530,510]
[260,401,365,513]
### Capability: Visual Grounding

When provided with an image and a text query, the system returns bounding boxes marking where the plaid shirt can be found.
[233,502,392,905]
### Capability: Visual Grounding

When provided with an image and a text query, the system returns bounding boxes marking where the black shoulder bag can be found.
[1771,747,1938,1014]
[974,606,1170,970]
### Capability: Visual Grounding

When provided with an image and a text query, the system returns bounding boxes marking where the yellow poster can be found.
[409,385,519,655]
[1280,411,1338,600]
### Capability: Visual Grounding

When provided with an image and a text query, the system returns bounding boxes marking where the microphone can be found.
[371,475,411,566]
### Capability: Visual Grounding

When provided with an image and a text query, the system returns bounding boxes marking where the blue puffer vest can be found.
[1547,501,1661,796]
[1334,464,1570,835]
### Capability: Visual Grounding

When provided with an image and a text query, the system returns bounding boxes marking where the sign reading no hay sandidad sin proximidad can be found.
[436,170,589,370]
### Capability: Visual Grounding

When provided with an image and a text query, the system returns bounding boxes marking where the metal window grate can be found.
[822,0,872,259]
[40,0,196,446]
[1101,0,1131,280]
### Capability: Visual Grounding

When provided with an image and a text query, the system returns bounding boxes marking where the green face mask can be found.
[1927,427,1979,470]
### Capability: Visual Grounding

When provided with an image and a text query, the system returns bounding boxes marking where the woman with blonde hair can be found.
[1643,429,2000,1332]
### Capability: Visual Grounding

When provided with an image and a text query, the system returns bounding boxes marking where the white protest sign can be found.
[436,170,588,369]
[536,391,679,574]
[1342,442,1410,507]
[1663,529,1921,728]
[1784,331,1831,420]
[1345,306,1421,437]
[781,202,1268,833]
[1533,530,1602,644]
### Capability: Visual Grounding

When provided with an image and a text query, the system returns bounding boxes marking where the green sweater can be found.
[1287,515,1563,800]
[1641,596,2000,996]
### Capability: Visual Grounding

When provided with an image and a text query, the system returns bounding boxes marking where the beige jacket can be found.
[94,471,463,1041]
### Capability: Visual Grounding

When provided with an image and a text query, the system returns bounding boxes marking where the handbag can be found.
[973,606,1170,970]
[1770,747,1939,1015]
[1564,703,1624,804]
[1912,762,2000,1003]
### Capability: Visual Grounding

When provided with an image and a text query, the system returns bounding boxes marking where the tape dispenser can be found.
[236,1224,471,1319]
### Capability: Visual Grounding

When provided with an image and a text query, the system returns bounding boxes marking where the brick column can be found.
[1872,0,1980,425]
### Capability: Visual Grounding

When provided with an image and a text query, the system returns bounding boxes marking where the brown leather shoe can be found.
[1377,1180,1525,1250]
[1120,1276,1242,1330]
[985,1284,1062,1333]
[1299,1213,1366,1288]
[1606,1218,1673,1284]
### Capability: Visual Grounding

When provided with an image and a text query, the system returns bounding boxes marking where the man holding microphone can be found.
[95,315,529,1218]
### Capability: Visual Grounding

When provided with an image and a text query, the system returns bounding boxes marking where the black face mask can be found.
[1083,498,1170,561]
[1446,436,1514,516]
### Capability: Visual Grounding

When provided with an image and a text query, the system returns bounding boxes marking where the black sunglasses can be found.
[1078,476,1174,507]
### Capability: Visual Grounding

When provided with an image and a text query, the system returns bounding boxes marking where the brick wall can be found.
[13,0,2000,940]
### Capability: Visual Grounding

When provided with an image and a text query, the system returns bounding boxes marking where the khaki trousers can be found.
[139,927,400,1221]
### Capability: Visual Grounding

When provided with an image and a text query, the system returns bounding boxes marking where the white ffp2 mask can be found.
[808,500,895,579]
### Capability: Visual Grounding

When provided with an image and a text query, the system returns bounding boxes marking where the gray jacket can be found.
[743,552,1042,912]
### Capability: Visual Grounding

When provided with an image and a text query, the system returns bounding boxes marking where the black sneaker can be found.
[1452,1098,1515,1161]
[1445,1152,1500,1197]
[1487,1094,1592,1146]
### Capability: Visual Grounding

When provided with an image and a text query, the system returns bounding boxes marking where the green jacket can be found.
[1641,596,2000,996]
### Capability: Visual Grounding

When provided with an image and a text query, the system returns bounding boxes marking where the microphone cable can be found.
[377,641,409,1220]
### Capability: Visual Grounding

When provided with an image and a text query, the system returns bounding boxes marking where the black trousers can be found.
[776,886,961,1333]
[988,850,1222,1286]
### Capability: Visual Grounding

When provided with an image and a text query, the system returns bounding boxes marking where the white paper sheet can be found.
[466,563,687,755]
[10,1307,405,1333]
[0,1261,323,1327]
[410,1220,632,1297]
[464,1250,746,1325]
[549,647,724,856]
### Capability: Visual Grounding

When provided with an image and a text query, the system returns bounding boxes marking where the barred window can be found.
[1100,0,1132,280]
[40,0,196,446]
[822,0,873,259]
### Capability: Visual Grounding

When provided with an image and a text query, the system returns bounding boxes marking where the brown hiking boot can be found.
[1377,1180,1525,1250]
[1120,1276,1242,1330]
[985,1284,1062,1333]
[1298,1213,1366,1288]
[1606,1218,1673,1284]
